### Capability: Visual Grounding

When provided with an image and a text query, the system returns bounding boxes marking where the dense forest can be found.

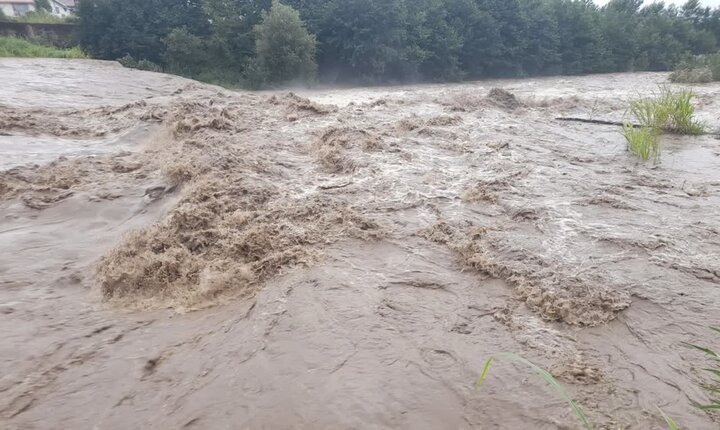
[77,0,720,87]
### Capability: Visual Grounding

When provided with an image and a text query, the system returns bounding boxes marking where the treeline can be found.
[77,0,720,87]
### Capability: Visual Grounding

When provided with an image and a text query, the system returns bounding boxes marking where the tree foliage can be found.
[34,0,52,12]
[251,0,317,85]
[78,0,208,64]
[77,0,720,87]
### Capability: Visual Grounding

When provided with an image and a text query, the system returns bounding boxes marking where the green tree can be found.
[201,0,271,70]
[34,0,51,12]
[520,0,561,75]
[163,27,212,76]
[78,0,208,63]
[600,0,642,71]
[251,0,317,86]
[451,0,503,79]
[636,3,686,70]
[551,0,609,75]
[481,0,528,76]
[403,0,464,81]
[312,0,419,82]
[707,8,720,44]
[682,0,709,26]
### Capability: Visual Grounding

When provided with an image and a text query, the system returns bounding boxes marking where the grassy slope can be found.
[0,36,86,58]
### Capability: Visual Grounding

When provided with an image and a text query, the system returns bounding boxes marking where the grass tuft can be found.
[657,406,680,430]
[624,125,660,162]
[662,88,705,135]
[629,86,704,135]
[630,97,669,131]
[624,85,704,161]
[0,36,86,58]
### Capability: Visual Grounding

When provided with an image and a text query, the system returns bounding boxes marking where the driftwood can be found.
[556,117,719,137]
[317,181,353,190]
[555,117,640,128]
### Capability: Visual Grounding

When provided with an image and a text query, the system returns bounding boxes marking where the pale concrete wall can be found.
[0,3,37,17]
[0,4,15,16]
[49,0,71,17]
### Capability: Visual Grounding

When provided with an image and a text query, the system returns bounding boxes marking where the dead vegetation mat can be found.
[0,91,383,310]
[93,93,382,310]
[0,101,166,138]
[419,221,631,326]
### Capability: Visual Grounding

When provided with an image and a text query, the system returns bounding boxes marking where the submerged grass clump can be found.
[661,88,705,135]
[624,85,704,161]
[629,86,704,135]
[624,125,660,162]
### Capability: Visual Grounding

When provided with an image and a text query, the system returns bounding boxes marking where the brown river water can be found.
[1,58,719,429]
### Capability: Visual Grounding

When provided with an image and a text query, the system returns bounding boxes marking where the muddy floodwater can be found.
[1,58,719,429]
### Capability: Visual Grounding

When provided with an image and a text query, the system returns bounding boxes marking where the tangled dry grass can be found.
[269,92,338,121]
[0,101,166,138]
[312,126,384,173]
[487,88,522,110]
[92,92,383,310]
[97,178,383,309]
[419,221,631,326]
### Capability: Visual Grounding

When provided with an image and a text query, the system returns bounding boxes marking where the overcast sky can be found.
[594,0,720,6]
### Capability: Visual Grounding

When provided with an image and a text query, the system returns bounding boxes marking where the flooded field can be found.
[1,58,719,429]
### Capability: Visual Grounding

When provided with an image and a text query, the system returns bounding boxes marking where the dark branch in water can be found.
[555,117,639,127]
[556,117,719,137]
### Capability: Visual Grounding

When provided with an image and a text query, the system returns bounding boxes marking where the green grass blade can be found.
[475,356,494,389]
[656,406,680,430]
[496,352,593,430]
[698,403,720,410]
[684,326,720,414]
[702,385,720,393]
[704,368,720,378]
[681,342,720,359]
